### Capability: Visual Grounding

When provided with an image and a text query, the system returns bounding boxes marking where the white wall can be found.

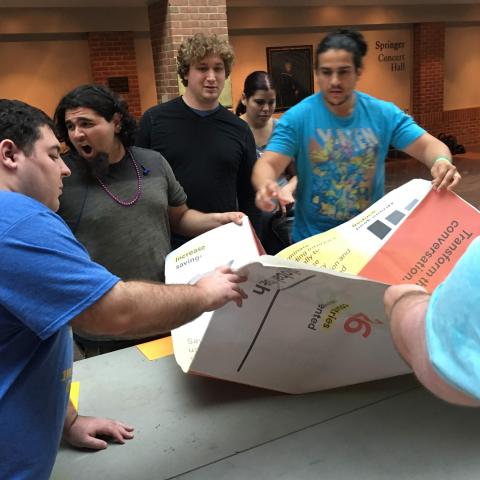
[0,38,92,116]
[230,27,412,113]
[444,24,480,111]
[134,35,158,112]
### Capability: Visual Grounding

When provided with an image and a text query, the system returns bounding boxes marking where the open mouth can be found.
[80,145,93,155]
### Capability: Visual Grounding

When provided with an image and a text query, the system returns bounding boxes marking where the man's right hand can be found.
[255,180,282,212]
[256,179,295,215]
[252,151,292,211]
[195,265,248,310]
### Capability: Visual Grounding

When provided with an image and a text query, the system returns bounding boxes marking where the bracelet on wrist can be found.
[433,156,452,165]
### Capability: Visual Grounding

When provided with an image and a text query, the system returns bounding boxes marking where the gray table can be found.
[52,346,480,480]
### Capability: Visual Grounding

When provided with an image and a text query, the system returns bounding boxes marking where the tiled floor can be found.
[386,144,480,209]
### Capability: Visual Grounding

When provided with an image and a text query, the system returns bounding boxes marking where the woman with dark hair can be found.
[253,29,460,242]
[55,84,243,356]
[236,71,296,254]
[235,71,277,158]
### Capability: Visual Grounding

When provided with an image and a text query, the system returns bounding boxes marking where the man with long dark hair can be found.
[55,84,244,356]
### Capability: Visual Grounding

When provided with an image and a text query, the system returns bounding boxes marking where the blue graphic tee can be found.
[267,91,425,241]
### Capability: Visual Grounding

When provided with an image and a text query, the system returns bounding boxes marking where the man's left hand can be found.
[431,159,461,191]
[218,212,245,225]
[64,415,134,450]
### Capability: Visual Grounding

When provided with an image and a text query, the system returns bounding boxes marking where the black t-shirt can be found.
[137,97,261,241]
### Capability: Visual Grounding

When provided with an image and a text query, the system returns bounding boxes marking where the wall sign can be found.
[375,40,406,72]
[107,76,129,93]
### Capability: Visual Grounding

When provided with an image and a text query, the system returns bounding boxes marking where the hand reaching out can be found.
[195,265,248,310]
[430,159,461,191]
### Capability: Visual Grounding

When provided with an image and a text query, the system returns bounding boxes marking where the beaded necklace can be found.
[96,148,142,206]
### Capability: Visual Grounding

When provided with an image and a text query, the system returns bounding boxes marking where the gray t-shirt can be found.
[59,146,187,283]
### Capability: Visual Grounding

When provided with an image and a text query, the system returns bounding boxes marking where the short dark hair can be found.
[315,29,368,71]
[0,99,55,155]
[54,84,137,150]
[235,71,275,116]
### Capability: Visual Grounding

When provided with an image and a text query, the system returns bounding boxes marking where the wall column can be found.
[411,22,445,133]
[88,31,142,118]
[147,0,229,104]
[410,22,479,146]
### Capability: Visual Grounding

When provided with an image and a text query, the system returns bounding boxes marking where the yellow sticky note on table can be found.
[69,381,80,411]
[136,336,174,361]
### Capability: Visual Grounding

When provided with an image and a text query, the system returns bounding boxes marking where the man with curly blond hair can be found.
[137,33,260,247]
[176,32,235,87]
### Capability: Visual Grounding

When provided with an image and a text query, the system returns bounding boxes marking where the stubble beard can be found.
[324,90,356,116]
[325,91,352,107]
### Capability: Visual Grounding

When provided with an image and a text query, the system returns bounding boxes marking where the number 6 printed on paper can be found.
[344,313,383,338]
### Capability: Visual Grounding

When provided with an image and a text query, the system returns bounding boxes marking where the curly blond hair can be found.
[177,33,235,86]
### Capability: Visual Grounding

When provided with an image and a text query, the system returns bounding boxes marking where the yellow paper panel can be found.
[69,381,80,412]
[136,336,174,361]
[278,230,369,275]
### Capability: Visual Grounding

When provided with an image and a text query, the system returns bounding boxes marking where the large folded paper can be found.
[165,180,480,393]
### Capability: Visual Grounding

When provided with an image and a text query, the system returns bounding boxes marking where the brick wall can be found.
[414,108,480,148]
[412,23,444,115]
[412,22,479,146]
[148,0,229,103]
[88,31,142,118]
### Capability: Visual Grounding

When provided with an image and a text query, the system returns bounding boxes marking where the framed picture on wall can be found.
[266,45,314,112]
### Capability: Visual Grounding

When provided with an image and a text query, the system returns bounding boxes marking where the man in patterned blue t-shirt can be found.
[253,29,461,242]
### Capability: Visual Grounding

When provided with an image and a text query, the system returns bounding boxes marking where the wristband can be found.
[433,156,452,165]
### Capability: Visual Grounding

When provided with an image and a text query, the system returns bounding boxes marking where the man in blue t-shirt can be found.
[384,237,480,406]
[252,29,461,242]
[0,100,247,479]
